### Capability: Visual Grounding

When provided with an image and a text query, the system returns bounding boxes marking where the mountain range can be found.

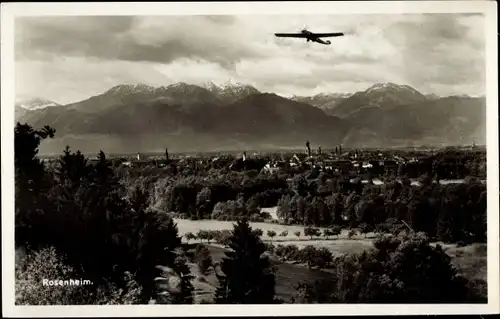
[15,81,486,154]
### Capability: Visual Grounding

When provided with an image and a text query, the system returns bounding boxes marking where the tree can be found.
[196,187,212,218]
[294,231,301,240]
[215,219,277,304]
[304,226,320,240]
[184,232,196,243]
[253,228,264,237]
[15,123,56,246]
[298,245,317,268]
[348,229,357,239]
[214,230,232,246]
[323,228,333,240]
[155,249,194,304]
[197,230,209,243]
[330,225,342,239]
[277,195,291,222]
[267,230,277,242]
[279,230,288,237]
[297,233,472,303]
[195,245,213,276]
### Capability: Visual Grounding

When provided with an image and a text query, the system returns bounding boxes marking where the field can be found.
[175,218,488,302]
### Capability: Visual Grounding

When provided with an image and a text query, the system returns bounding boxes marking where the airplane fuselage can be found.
[274,29,342,45]
[301,29,331,45]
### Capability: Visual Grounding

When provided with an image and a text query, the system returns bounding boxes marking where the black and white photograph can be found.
[2,1,498,317]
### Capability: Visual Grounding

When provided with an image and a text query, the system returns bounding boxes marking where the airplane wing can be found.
[274,33,308,38]
[311,32,344,37]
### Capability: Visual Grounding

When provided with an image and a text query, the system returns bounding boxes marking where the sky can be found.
[15,13,486,104]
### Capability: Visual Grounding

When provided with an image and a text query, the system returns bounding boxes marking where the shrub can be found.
[264,242,276,253]
[15,247,92,305]
[16,247,142,305]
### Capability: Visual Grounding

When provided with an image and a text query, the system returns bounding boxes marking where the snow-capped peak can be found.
[15,97,60,110]
[163,82,208,93]
[365,82,421,96]
[106,83,156,95]
[200,80,260,102]
[200,81,222,91]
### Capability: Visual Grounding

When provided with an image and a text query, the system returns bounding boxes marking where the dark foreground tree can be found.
[295,233,475,303]
[15,123,55,246]
[215,219,277,304]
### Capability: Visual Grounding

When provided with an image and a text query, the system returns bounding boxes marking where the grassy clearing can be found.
[175,218,374,242]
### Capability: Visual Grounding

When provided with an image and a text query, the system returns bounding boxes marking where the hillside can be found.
[330,82,428,119]
[16,82,486,153]
[291,93,353,116]
[341,95,486,147]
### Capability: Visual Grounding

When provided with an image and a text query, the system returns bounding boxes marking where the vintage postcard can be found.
[1,1,498,317]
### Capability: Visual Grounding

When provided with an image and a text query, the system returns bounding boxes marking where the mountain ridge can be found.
[16,82,486,154]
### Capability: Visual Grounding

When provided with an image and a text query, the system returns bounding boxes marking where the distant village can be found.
[72,140,483,186]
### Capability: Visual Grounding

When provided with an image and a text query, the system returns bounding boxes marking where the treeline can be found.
[276,176,487,244]
[148,172,289,221]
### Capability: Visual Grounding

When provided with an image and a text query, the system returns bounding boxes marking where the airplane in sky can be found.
[274,29,344,45]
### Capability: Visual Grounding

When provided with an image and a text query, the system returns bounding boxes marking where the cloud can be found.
[380,14,485,93]
[15,57,173,104]
[16,15,265,66]
[15,14,486,102]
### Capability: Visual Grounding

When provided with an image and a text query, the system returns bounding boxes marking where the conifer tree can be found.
[215,219,276,304]
[14,123,56,246]
[170,249,195,304]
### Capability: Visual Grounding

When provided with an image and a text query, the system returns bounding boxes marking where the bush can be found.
[16,247,92,305]
[15,247,142,305]
[264,243,276,253]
